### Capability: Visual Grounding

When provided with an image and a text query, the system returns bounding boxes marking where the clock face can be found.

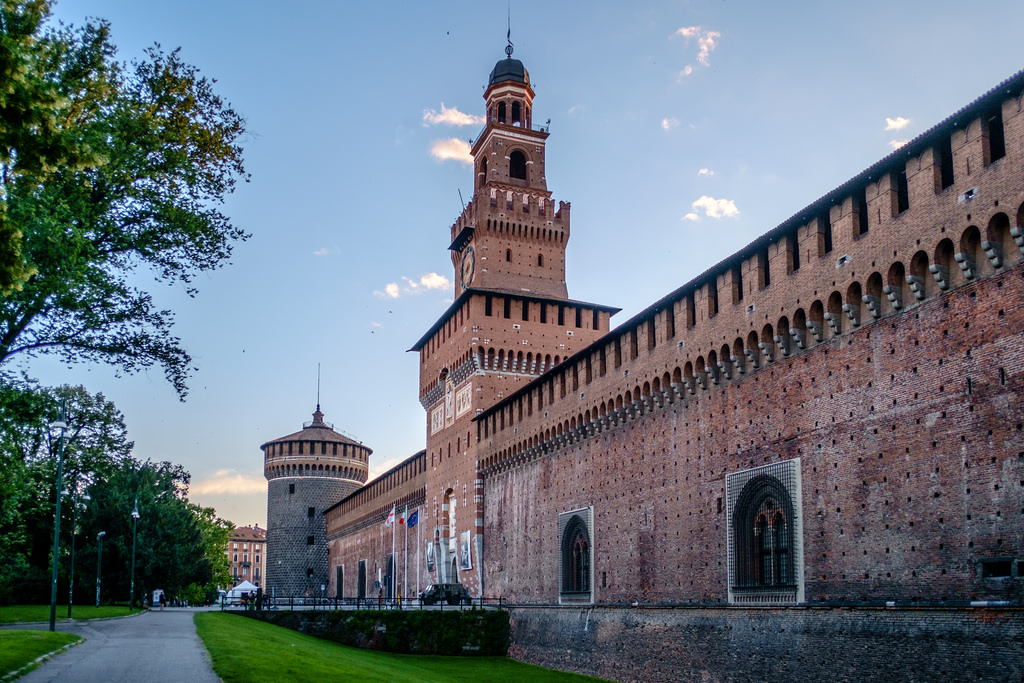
[460,246,475,289]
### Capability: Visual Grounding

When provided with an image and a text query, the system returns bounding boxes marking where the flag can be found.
[399,506,407,525]
[384,506,395,527]
[407,510,419,528]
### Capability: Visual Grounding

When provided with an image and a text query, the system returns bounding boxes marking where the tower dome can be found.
[262,406,371,598]
[488,57,529,87]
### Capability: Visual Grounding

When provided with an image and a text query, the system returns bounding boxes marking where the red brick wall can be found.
[478,86,1024,606]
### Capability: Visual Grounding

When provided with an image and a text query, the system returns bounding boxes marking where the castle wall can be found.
[482,268,1024,604]
[325,452,426,600]
[476,92,1024,473]
[508,605,1024,683]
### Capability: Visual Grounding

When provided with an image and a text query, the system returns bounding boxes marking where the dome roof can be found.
[489,57,529,87]
[260,407,366,450]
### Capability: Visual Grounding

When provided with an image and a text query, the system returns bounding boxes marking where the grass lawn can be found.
[0,631,81,677]
[0,604,140,624]
[195,612,608,682]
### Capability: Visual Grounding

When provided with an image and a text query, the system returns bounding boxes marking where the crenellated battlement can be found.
[476,70,1024,475]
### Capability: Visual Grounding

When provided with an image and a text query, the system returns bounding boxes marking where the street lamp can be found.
[48,402,68,633]
[67,488,91,618]
[96,531,106,608]
[129,497,139,610]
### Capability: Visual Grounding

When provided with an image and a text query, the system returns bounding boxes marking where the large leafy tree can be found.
[80,457,233,605]
[0,1,248,397]
[0,377,134,602]
[0,380,235,604]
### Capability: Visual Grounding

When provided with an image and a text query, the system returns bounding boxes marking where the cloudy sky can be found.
[24,0,1024,528]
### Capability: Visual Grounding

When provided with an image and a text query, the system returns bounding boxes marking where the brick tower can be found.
[261,406,370,598]
[411,43,618,595]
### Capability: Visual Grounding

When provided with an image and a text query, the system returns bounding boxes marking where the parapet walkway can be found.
[3,608,220,683]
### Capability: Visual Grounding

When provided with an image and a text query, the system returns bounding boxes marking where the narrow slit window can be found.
[817,210,833,256]
[895,169,909,214]
[856,187,869,234]
[937,136,954,190]
[984,108,1006,165]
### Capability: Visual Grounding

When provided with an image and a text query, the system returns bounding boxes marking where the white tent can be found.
[226,580,258,598]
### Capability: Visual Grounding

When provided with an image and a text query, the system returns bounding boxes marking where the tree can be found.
[80,457,233,605]
[0,3,248,397]
[0,0,106,293]
[0,376,135,603]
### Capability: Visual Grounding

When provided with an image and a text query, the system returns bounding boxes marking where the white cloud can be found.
[697,31,720,65]
[698,168,714,176]
[419,272,450,290]
[192,470,267,496]
[368,456,407,481]
[889,139,909,150]
[423,103,485,127]
[690,195,739,219]
[682,212,699,221]
[568,104,584,115]
[430,138,473,165]
[312,247,329,256]
[375,274,450,299]
[676,65,694,81]
[661,117,680,131]
[673,26,720,71]
[885,116,911,131]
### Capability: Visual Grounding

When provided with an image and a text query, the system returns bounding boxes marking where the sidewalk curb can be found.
[0,636,83,683]
[1,610,146,628]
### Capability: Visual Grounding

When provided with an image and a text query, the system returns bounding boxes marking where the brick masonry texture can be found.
[266,477,360,597]
[483,269,1024,605]
[321,60,1024,679]
[508,606,1024,682]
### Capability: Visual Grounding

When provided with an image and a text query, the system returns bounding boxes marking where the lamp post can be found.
[48,402,68,632]
[96,531,106,608]
[129,498,139,609]
[67,488,90,618]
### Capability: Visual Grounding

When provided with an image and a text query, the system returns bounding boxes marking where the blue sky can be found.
[23,0,1024,528]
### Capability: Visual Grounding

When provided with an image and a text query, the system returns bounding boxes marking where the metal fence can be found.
[223,595,506,612]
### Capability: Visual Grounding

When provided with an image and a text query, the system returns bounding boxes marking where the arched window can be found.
[497,102,507,124]
[538,253,543,267]
[509,150,527,180]
[561,514,591,594]
[511,101,522,125]
[506,248,511,262]
[732,474,795,591]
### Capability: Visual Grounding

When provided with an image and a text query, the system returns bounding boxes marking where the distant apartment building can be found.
[227,525,266,587]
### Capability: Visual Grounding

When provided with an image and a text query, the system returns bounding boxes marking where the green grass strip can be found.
[195,612,607,682]
[0,631,81,679]
[0,605,140,624]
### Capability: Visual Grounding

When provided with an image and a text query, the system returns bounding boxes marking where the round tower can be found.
[262,406,370,598]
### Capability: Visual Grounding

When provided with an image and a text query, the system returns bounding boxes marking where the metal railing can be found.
[224,595,506,612]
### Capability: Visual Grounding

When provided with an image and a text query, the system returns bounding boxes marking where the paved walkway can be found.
[2,608,220,683]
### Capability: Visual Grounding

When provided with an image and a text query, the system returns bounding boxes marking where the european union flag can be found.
[407,510,419,528]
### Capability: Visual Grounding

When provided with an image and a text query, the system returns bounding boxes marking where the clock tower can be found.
[449,44,567,299]
[411,44,618,596]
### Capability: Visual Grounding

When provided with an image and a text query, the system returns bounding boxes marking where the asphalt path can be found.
[3,608,220,683]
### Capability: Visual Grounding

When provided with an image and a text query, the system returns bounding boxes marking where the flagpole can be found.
[416,507,421,596]
[404,509,408,602]
[391,510,396,602]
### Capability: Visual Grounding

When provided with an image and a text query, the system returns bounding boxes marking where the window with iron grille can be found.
[726,458,803,605]
[558,507,594,604]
